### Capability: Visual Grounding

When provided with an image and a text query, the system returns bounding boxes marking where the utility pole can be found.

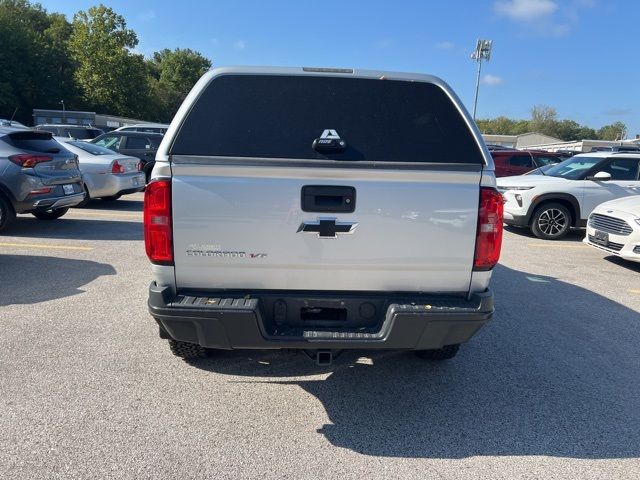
[471,39,493,120]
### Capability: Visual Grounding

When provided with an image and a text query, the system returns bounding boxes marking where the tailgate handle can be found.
[301,185,356,213]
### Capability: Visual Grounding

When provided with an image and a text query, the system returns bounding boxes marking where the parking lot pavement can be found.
[1,196,639,480]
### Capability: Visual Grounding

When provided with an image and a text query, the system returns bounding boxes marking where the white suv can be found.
[497,152,640,239]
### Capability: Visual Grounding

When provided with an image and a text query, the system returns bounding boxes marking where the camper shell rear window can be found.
[170,74,484,164]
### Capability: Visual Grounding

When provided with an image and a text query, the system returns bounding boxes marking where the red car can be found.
[490,149,563,177]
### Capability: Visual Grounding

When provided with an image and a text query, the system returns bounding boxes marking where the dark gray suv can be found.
[0,126,85,231]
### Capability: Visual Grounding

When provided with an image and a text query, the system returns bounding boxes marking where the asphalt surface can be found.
[1,193,639,479]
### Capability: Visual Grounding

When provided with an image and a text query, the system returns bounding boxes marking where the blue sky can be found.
[41,0,639,136]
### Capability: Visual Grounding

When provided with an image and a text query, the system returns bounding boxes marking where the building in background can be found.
[32,109,153,132]
[483,131,640,153]
[482,132,562,149]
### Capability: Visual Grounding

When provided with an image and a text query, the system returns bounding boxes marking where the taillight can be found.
[29,187,53,196]
[473,187,504,271]
[144,180,173,265]
[137,162,142,172]
[9,154,53,168]
[111,161,125,174]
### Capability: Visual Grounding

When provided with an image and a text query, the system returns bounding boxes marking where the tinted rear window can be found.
[170,75,483,164]
[66,128,102,139]
[5,131,61,153]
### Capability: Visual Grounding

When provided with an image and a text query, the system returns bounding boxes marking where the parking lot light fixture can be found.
[471,39,493,120]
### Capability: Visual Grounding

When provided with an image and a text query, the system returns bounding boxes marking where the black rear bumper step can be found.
[148,283,494,350]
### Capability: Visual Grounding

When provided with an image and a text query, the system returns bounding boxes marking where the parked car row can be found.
[0,124,151,232]
[496,149,640,263]
[489,147,564,177]
[91,131,163,182]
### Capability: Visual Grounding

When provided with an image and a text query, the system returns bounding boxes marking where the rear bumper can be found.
[148,283,494,350]
[503,211,529,227]
[89,172,145,198]
[15,192,85,212]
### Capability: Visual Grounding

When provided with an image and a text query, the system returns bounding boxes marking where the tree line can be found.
[477,105,628,142]
[0,0,211,125]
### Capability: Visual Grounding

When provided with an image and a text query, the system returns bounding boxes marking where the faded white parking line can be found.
[67,211,141,219]
[527,243,589,249]
[0,242,93,251]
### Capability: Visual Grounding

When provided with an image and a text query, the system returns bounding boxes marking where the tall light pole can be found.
[60,100,65,123]
[471,39,493,120]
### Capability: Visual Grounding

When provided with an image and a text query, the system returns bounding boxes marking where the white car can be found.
[497,152,640,239]
[584,195,640,263]
[56,138,145,204]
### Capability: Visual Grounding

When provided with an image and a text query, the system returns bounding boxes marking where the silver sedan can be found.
[56,138,145,204]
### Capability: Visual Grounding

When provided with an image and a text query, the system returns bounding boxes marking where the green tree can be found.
[148,48,211,122]
[597,121,627,141]
[529,105,558,137]
[0,0,77,124]
[69,4,151,118]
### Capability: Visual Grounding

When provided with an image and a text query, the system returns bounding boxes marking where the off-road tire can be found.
[168,339,209,359]
[530,202,572,240]
[414,344,460,360]
[32,207,69,220]
[0,194,16,232]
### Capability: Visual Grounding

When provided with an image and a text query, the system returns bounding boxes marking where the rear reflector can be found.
[144,180,173,265]
[9,154,53,168]
[29,187,53,195]
[473,187,504,271]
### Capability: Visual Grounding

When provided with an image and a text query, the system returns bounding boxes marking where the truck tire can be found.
[168,339,209,359]
[32,207,69,220]
[414,344,460,360]
[0,194,16,232]
[530,202,571,240]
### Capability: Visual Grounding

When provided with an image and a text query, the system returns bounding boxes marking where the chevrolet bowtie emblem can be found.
[297,218,358,238]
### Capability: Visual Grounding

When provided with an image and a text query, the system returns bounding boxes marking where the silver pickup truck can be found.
[145,66,503,365]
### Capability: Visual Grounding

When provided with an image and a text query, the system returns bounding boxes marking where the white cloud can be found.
[494,0,557,20]
[435,41,455,50]
[482,74,504,86]
[493,0,593,36]
[233,40,246,51]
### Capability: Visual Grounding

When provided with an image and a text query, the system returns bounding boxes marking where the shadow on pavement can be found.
[185,264,640,459]
[8,217,142,241]
[0,255,115,306]
[77,198,143,213]
[604,255,640,273]
[503,224,585,242]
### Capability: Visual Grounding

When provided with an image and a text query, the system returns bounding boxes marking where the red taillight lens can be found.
[29,187,53,196]
[9,154,53,168]
[144,180,173,264]
[473,187,504,271]
[111,161,125,174]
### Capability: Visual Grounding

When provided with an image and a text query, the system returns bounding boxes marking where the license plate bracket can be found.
[593,230,609,246]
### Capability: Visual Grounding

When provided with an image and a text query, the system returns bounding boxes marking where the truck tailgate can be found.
[172,162,480,292]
